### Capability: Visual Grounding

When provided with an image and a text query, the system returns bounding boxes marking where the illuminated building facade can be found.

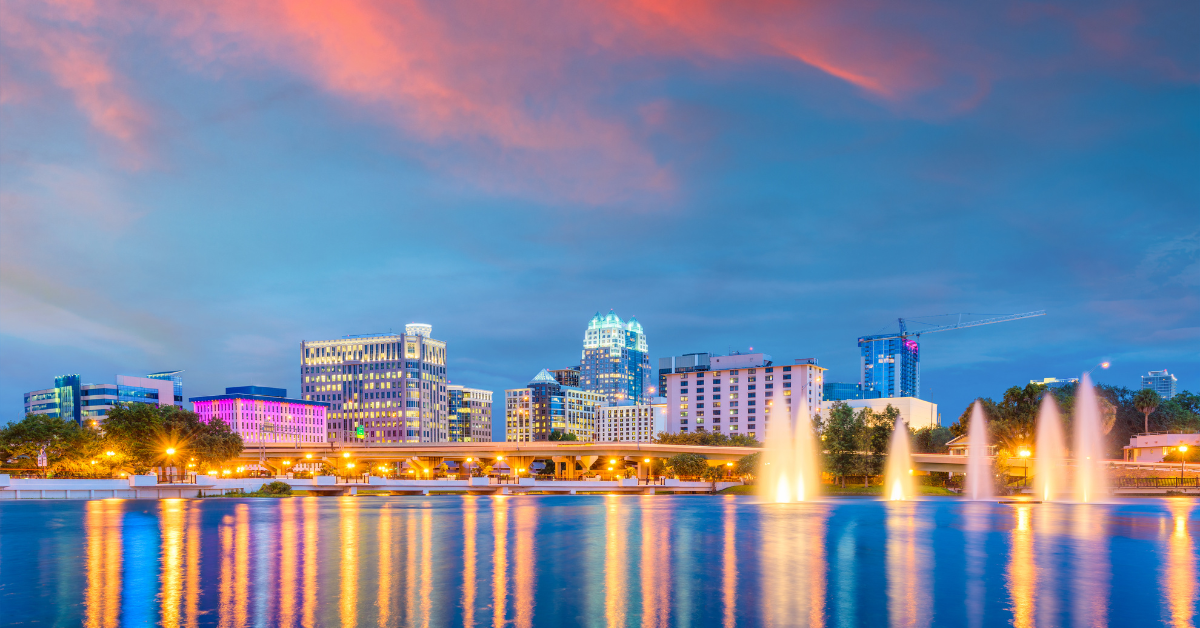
[580,310,651,404]
[191,386,328,444]
[447,385,493,442]
[24,372,183,426]
[662,353,825,440]
[858,336,920,398]
[597,398,666,442]
[505,369,604,442]
[550,367,581,388]
[301,323,448,443]
[1141,370,1178,400]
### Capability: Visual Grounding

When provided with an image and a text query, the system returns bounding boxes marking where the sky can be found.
[1,0,1197,435]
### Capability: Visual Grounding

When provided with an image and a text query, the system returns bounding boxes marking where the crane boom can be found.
[859,310,1046,342]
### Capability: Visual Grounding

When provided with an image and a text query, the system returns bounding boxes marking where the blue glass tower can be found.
[858,336,920,399]
[580,311,651,404]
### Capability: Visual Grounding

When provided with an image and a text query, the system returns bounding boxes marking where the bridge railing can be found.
[1114,477,1199,489]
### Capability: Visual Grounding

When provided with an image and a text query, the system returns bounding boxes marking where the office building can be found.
[448,385,493,442]
[858,335,920,398]
[301,323,448,443]
[662,353,825,440]
[580,310,651,404]
[1142,370,1178,400]
[658,352,711,396]
[819,397,940,428]
[597,398,666,442]
[550,367,581,388]
[1030,377,1078,389]
[191,386,328,444]
[24,371,183,426]
[505,369,604,442]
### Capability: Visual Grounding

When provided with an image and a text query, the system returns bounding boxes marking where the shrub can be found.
[666,453,708,478]
[261,481,292,495]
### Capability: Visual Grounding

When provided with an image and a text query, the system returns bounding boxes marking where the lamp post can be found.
[1019,449,1031,488]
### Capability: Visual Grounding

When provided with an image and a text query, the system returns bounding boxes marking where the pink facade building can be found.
[191,386,328,444]
[662,353,825,440]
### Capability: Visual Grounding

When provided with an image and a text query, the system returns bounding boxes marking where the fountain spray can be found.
[1073,373,1109,502]
[760,403,794,503]
[884,417,915,500]
[1034,395,1066,502]
[791,401,822,502]
[966,402,993,501]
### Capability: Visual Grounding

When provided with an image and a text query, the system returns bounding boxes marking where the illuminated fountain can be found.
[965,402,993,501]
[759,400,821,503]
[1033,395,1067,501]
[1073,373,1109,502]
[884,418,915,500]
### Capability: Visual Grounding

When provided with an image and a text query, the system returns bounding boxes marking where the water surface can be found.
[1,496,1195,626]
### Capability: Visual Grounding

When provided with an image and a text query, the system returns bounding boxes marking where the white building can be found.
[663,353,825,440]
[505,370,604,442]
[819,396,939,428]
[1123,433,1198,462]
[597,398,667,442]
[1142,370,1178,400]
[301,323,448,443]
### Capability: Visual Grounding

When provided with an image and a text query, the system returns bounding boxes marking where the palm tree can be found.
[1133,389,1161,434]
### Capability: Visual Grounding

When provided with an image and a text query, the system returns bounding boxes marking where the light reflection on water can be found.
[4,496,1197,627]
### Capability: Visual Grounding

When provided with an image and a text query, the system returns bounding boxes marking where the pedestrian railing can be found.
[1115,477,1198,488]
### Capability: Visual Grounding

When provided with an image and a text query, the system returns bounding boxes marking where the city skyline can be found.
[1,2,1196,435]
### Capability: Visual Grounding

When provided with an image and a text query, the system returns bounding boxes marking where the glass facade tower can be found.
[580,311,651,405]
[858,336,920,399]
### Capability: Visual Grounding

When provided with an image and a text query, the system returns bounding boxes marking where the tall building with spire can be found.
[580,310,651,405]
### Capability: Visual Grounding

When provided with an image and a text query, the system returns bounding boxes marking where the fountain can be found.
[1033,395,1067,501]
[1073,373,1109,502]
[965,402,993,501]
[884,417,915,500]
[759,400,821,502]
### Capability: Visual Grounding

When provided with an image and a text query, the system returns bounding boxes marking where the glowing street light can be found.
[305,453,313,459]
[343,452,350,458]
[1019,449,1031,487]
[165,448,176,455]
[1180,444,1189,481]
[105,451,115,457]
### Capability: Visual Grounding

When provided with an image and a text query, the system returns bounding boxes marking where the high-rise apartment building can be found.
[24,371,183,426]
[580,311,651,404]
[505,369,604,442]
[448,385,493,442]
[662,353,824,440]
[597,398,667,442]
[550,367,581,388]
[301,323,448,443]
[858,336,920,398]
[191,386,328,444]
[1141,370,1178,400]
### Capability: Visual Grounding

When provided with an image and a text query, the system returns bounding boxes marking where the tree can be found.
[1133,389,1161,434]
[103,403,243,473]
[823,402,861,488]
[0,414,89,473]
[549,430,578,441]
[735,452,760,479]
[665,453,708,478]
[912,426,953,453]
[654,431,760,447]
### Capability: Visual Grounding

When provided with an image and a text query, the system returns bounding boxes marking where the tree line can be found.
[0,403,244,477]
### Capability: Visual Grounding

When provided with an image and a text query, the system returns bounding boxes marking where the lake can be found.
[1,495,1195,626]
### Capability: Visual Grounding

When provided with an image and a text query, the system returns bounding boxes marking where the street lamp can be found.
[1019,449,1031,488]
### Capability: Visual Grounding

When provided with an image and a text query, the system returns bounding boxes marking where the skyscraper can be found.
[858,336,920,398]
[447,385,493,442]
[1141,370,1178,400]
[505,369,603,441]
[580,310,650,404]
[301,323,448,443]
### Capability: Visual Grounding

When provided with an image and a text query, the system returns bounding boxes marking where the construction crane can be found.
[856,310,1046,399]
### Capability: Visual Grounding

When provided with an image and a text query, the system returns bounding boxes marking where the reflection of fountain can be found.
[1034,396,1067,502]
[1071,506,1110,626]
[886,502,932,628]
[966,402,993,501]
[884,418,916,501]
[1162,500,1195,627]
[759,401,821,502]
[762,504,829,627]
[1073,374,1109,502]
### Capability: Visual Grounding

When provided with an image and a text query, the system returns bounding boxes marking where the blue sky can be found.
[1,1,1196,433]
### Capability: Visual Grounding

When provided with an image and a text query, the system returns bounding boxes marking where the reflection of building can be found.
[447,385,493,442]
[549,367,581,388]
[191,386,328,444]
[1123,433,1199,462]
[505,369,604,442]
[662,354,825,440]
[301,323,448,443]
[820,396,939,428]
[858,336,920,398]
[658,352,711,397]
[580,311,650,404]
[1141,370,1178,400]
[24,371,184,426]
[598,398,666,442]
